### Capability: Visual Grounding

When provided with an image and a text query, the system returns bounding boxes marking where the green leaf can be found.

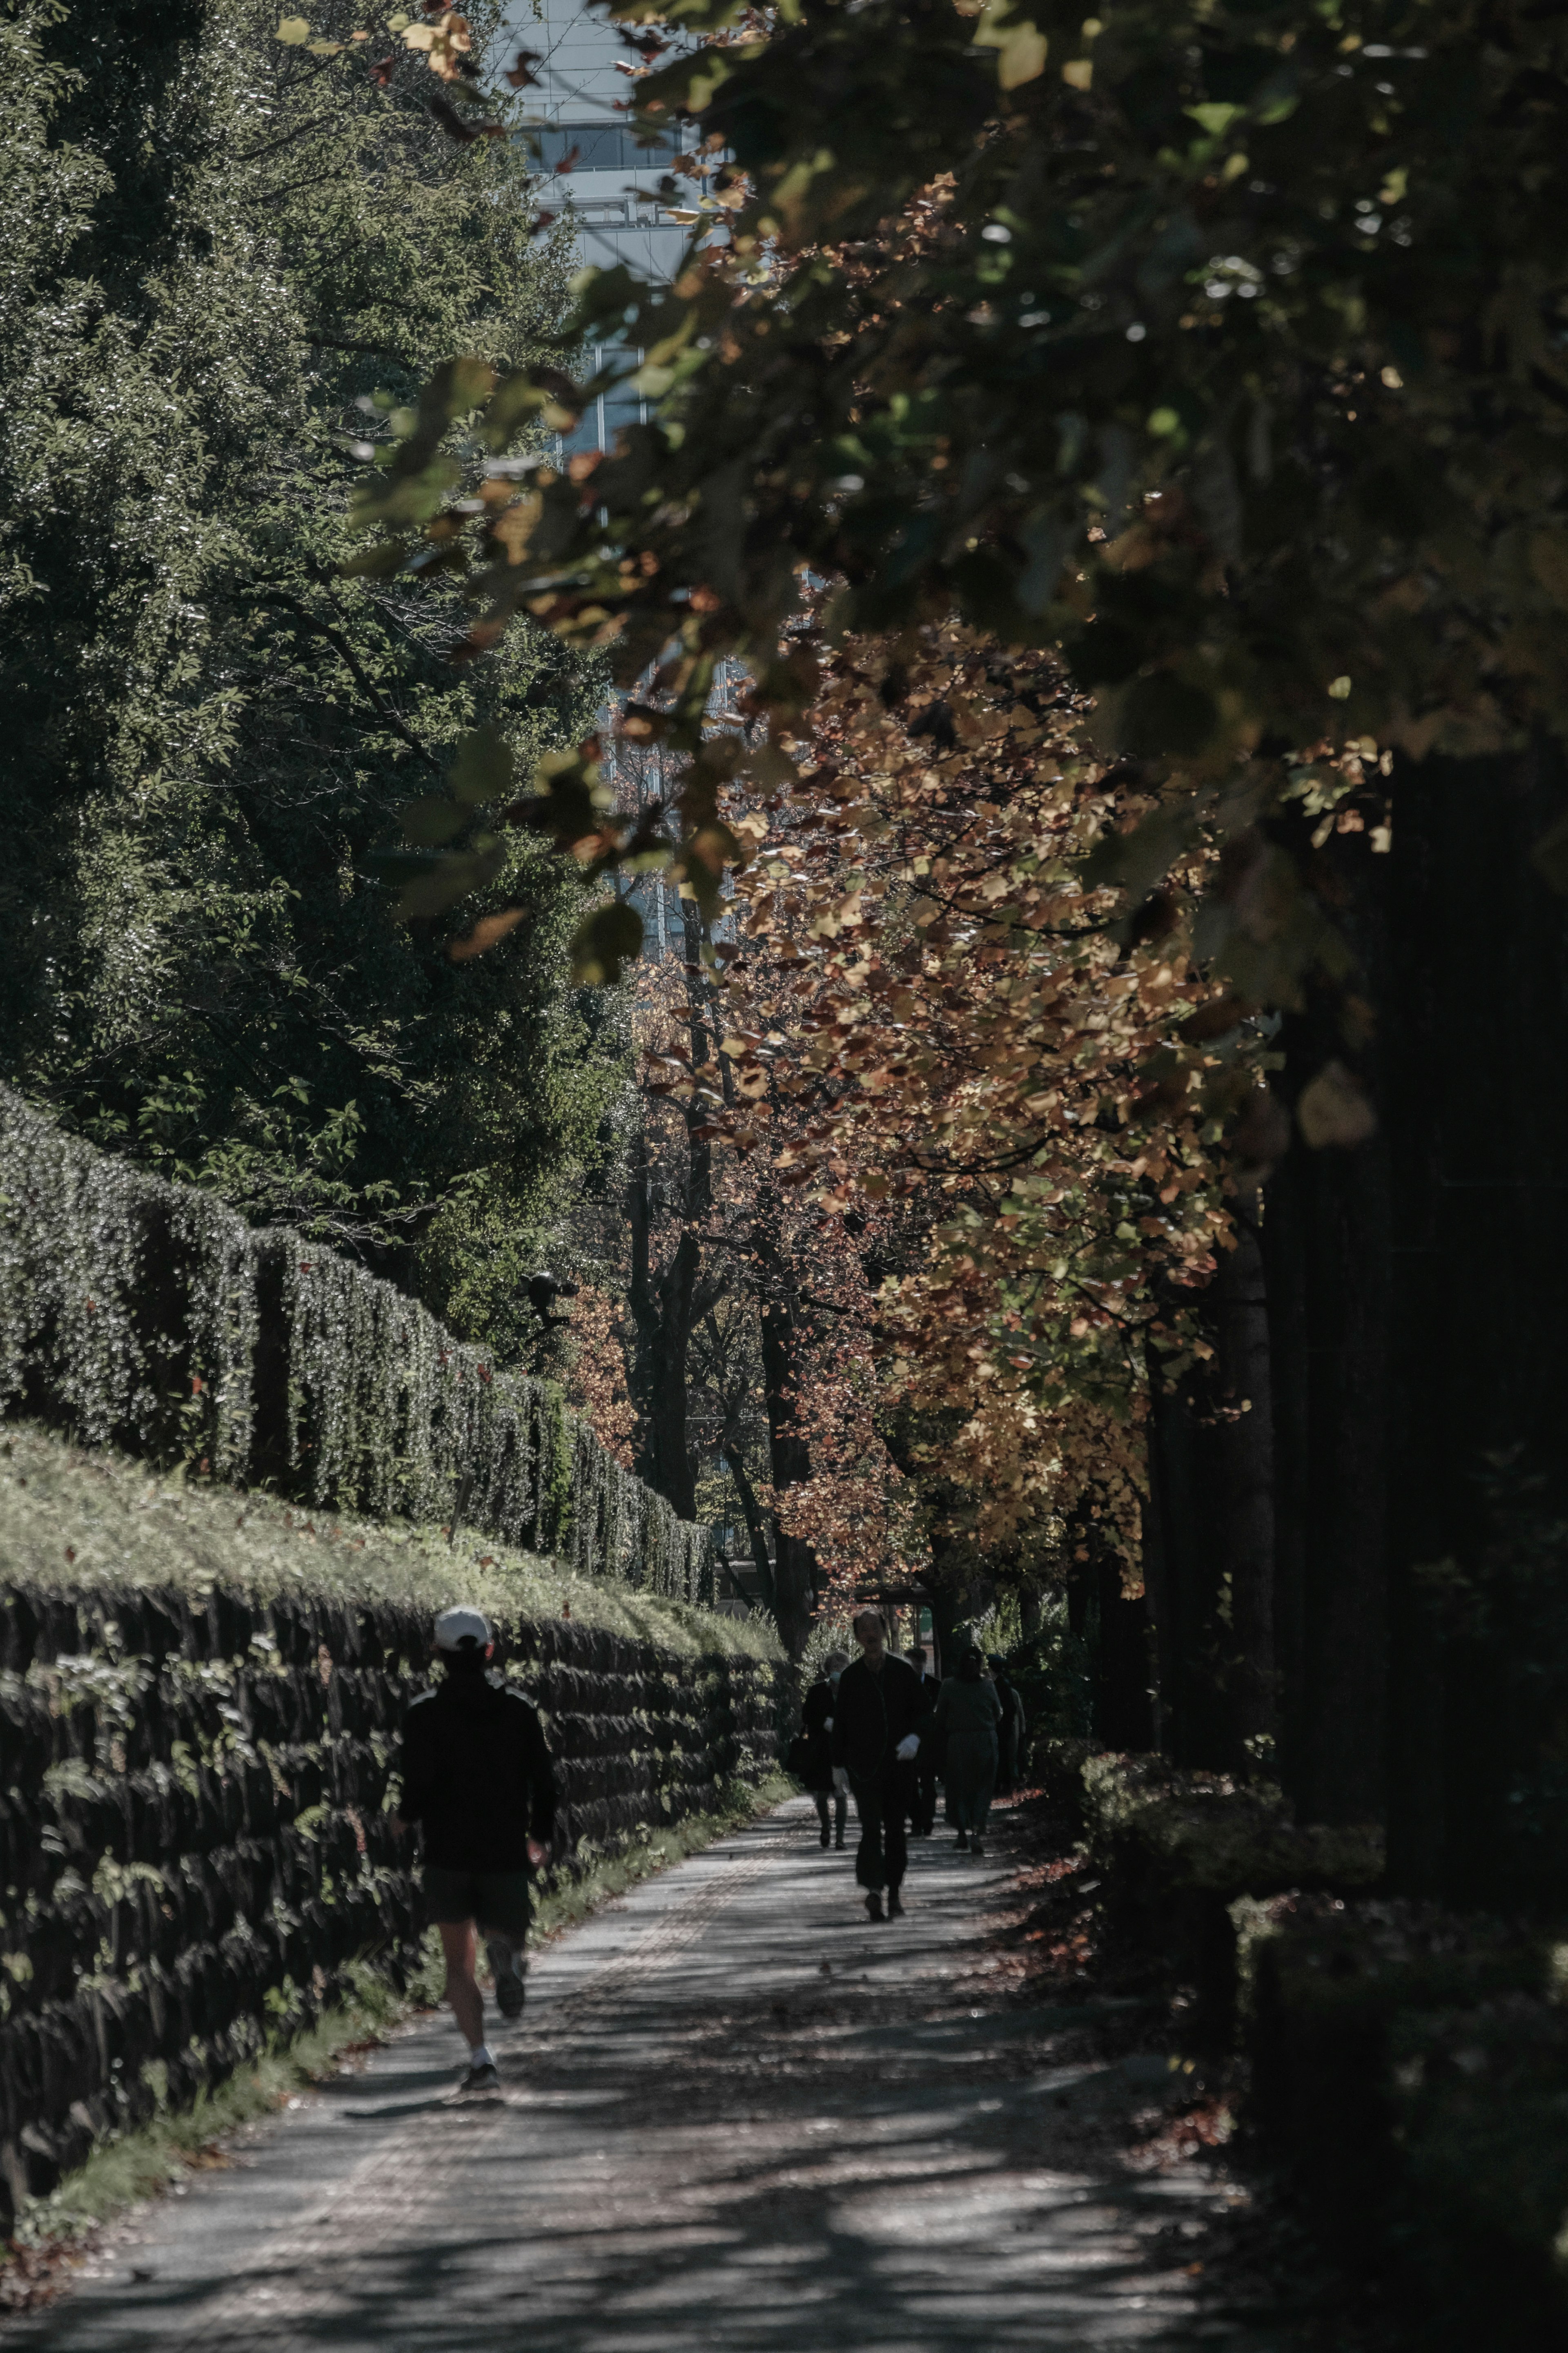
[1080,801,1197,905]
[971,0,1047,90]
[1118,673,1218,758]
[1296,1061,1377,1150]
[394,845,503,923]
[506,771,599,847]
[361,847,442,886]
[1186,103,1242,136]
[570,899,643,987]
[337,539,409,580]
[399,796,466,846]
[449,723,514,807]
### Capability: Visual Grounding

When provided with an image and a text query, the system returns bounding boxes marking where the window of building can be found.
[533,121,683,173]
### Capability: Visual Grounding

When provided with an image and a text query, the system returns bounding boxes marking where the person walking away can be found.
[831,1610,933,1921]
[392,1605,557,2095]
[905,1644,943,1836]
[988,1653,1028,1797]
[933,1652,1002,1857]
[798,1649,850,1848]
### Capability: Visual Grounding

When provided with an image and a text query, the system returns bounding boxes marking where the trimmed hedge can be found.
[1048,1746,1568,2341]
[1074,1749,1385,2039]
[0,1570,779,2234]
[0,1087,708,1601]
[1247,1900,1568,2348]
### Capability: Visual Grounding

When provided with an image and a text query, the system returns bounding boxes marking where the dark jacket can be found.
[830,1653,934,1783]
[933,1675,1003,1753]
[914,1670,944,1750]
[994,1670,1026,1733]
[397,1671,557,1870]
[799,1675,837,1793]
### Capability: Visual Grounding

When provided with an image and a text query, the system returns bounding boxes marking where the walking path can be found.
[16,1800,1260,2352]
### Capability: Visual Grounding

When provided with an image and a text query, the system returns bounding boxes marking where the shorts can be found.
[422,1866,533,1943]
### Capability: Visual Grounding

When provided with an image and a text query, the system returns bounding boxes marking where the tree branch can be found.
[245,590,443,774]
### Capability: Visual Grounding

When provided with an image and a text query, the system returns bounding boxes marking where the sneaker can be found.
[864,1889,885,1922]
[820,1824,831,1848]
[487,1939,528,2020]
[459,2059,501,2097]
[834,1835,846,1850]
[887,1891,904,1918]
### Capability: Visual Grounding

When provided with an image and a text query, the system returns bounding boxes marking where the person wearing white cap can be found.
[391,1605,557,2095]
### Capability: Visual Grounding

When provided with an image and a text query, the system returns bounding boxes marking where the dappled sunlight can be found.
[26,1804,1240,2352]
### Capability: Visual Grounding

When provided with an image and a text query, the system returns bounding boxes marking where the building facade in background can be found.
[501,0,690,455]
[499,0,705,957]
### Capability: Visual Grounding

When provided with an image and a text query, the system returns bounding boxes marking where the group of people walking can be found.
[392,1599,1030,2095]
[792,1608,1028,1925]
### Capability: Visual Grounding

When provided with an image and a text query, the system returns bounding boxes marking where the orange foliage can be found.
[752,1216,925,1618]
[707,622,1241,1577]
[562,1284,636,1470]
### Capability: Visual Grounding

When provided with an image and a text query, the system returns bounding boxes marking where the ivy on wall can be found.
[0,1090,709,1603]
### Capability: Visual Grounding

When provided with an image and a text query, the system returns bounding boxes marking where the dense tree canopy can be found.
[712,622,1233,1568]
[0,0,623,1336]
[354,0,1568,996]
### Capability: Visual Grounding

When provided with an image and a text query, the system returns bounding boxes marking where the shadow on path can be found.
[15,1802,1257,2352]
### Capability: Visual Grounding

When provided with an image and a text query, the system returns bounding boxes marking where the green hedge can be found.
[1247,1899,1568,2348]
[1053,1747,1568,2339]
[1063,1748,1385,2041]
[0,1088,708,1600]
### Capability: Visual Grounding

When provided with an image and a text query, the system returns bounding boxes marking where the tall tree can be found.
[0,0,621,1316]
[628,898,715,1514]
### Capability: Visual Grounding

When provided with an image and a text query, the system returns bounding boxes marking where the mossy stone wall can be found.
[0,1578,777,2229]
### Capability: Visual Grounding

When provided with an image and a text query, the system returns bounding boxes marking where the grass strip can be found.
[0,1418,781,1664]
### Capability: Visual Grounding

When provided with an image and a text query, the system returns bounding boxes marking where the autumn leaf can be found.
[448,907,529,961]
[970,0,1047,89]
[1296,1061,1377,1150]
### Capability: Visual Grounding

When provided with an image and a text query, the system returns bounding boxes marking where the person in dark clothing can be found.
[830,1610,935,1921]
[905,1644,943,1836]
[799,1649,850,1847]
[392,1604,557,2095]
[988,1653,1027,1795]
[934,1650,1002,1854]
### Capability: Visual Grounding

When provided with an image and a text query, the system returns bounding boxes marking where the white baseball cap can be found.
[433,1605,492,1652]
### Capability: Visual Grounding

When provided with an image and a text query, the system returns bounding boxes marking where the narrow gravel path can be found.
[16,1798,1255,2352]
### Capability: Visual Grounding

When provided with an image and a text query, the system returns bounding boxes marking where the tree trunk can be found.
[1094,1550,1156,1751]
[1261,812,1392,1828]
[722,1440,779,1618]
[750,1184,818,1656]
[1143,1213,1278,1776]
[1213,1209,1277,1765]
[924,1534,969,1680]
[627,900,713,1520]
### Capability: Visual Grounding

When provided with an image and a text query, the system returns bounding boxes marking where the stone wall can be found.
[0,1578,778,2227]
